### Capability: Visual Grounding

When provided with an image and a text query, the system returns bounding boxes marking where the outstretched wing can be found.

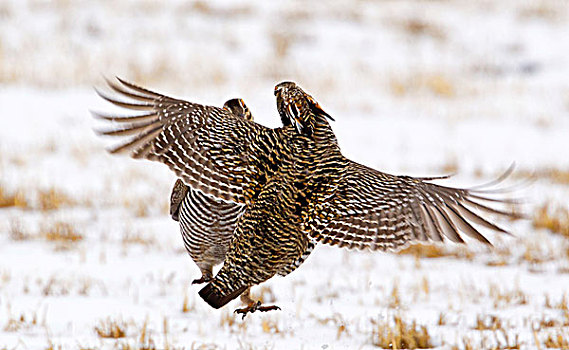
[309,161,520,252]
[93,78,272,203]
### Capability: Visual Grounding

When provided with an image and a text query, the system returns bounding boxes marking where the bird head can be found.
[274,81,334,137]
[223,98,253,121]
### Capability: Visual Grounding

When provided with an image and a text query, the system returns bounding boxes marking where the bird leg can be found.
[234,287,281,319]
[191,276,211,284]
[234,301,281,319]
[192,269,213,285]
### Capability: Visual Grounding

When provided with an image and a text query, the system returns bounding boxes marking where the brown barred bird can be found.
[169,98,316,308]
[168,98,252,285]
[94,78,520,316]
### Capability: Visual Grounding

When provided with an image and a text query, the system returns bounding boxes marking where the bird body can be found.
[94,78,518,314]
[168,99,251,284]
[168,97,315,286]
[200,177,309,308]
[171,178,244,283]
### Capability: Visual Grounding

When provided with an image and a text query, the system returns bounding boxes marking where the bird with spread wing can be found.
[93,78,520,317]
[168,97,315,311]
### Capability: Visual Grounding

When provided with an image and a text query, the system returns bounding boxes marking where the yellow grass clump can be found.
[533,204,569,238]
[42,222,83,243]
[0,186,28,208]
[543,330,569,349]
[370,315,433,349]
[398,243,473,260]
[38,188,74,211]
[95,318,127,339]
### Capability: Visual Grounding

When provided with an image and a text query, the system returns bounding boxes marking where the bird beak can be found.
[307,95,334,121]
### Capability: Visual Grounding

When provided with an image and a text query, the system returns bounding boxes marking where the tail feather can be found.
[199,280,248,309]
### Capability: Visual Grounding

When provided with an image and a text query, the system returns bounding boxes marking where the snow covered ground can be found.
[1,0,569,349]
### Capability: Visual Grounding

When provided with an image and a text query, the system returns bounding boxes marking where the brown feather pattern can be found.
[95,78,519,309]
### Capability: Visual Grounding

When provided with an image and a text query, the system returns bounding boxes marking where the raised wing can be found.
[309,161,520,252]
[93,78,272,203]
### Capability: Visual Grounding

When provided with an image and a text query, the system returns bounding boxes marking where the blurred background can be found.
[1,0,569,349]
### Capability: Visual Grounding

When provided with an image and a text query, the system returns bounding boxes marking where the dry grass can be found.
[0,184,74,211]
[121,230,156,247]
[10,218,86,245]
[182,291,194,313]
[545,294,568,311]
[260,317,280,334]
[44,339,63,350]
[36,275,101,298]
[532,313,569,329]
[486,259,509,267]
[543,330,569,349]
[394,18,446,41]
[8,219,33,241]
[121,192,169,218]
[310,312,349,340]
[270,30,296,59]
[489,284,528,308]
[42,221,83,243]
[487,236,565,268]
[219,310,248,334]
[190,343,223,350]
[3,309,45,332]
[251,285,276,305]
[516,168,569,185]
[440,158,459,175]
[452,329,521,350]
[388,282,401,309]
[521,240,551,265]
[121,198,151,218]
[95,317,127,338]
[370,315,433,349]
[494,329,522,350]
[41,277,69,296]
[409,276,431,303]
[0,186,28,208]
[474,314,503,331]
[38,188,74,211]
[390,73,455,98]
[398,243,474,260]
[336,323,348,340]
[533,203,569,238]
[112,317,173,350]
[183,1,252,18]
[518,2,566,21]
[282,7,313,23]
[0,270,10,288]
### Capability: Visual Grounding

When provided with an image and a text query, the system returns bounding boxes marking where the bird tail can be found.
[198,274,248,309]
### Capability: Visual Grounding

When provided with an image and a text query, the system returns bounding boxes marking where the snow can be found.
[1,0,569,349]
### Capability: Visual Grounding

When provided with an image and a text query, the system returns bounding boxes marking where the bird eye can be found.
[274,87,280,96]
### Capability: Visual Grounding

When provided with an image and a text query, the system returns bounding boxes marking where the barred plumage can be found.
[173,178,245,283]
[272,82,518,252]
[94,78,519,314]
[199,177,309,308]
[168,98,315,285]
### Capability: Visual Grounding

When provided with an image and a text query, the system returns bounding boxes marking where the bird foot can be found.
[192,276,212,285]
[234,301,281,319]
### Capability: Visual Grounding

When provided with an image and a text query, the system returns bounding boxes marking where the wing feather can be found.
[310,162,518,252]
[94,77,273,203]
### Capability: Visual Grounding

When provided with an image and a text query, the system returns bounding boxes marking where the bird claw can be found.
[234,301,281,319]
[192,276,212,285]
